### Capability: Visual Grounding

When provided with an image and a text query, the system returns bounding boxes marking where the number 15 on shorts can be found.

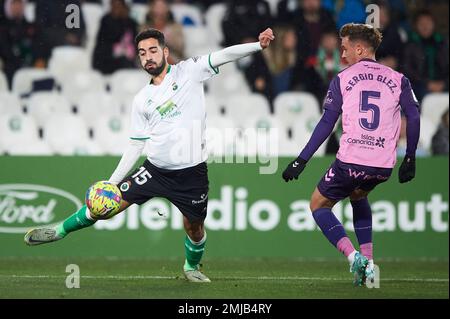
[132,167,152,185]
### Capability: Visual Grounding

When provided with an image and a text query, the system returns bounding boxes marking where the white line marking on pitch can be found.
[1,275,448,283]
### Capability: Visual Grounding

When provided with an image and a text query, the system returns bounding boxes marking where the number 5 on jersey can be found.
[132,166,152,185]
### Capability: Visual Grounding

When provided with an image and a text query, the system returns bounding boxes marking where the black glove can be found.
[398,155,416,183]
[282,157,307,182]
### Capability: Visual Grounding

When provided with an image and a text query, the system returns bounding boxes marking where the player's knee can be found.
[185,223,205,242]
[350,189,369,201]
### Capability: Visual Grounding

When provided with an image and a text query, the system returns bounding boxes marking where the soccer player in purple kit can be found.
[282,23,420,286]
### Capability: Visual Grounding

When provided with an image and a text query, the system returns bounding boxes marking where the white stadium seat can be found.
[291,114,326,156]
[60,70,106,105]
[6,140,53,156]
[48,46,91,83]
[43,114,103,155]
[241,115,287,157]
[130,3,148,25]
[110,69,149,109]
[12,68,55,97]
[82,3,105,56]
[27,92,73,126]
[0,71,8,92]
[205,94,225,118]
[0,92,23,115]
[170,3,203,26]
[0,114,40,150]
[204,3,227,46]
[24,1,35,22]
[93,115,130,155]
[77,92,122,127]
[223,93,271,127]
[207,62,250,98]
[182,26,213,57]
[419,117,437,153]
[421,93,449,126]
[273,92,321,128]
[206,115,237,157]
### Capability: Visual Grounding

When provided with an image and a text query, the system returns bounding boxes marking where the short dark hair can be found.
[135,28,166,48]
[339,23,383,52]
[413,9,434,25]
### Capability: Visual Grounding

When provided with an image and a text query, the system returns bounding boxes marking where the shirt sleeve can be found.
[181,54,219,82]
[399,76,420,157]
[129,96,150,140]
[323,75,343,113]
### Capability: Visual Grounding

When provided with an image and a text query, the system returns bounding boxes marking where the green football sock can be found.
[55,205,96,238]
[183,234,207,271]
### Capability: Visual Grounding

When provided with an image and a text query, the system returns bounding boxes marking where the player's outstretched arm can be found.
[109,139,146,185]
[398,76,421,183]
[282,109,340,182]
[209,28,274,68]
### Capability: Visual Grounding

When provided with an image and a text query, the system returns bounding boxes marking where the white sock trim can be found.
[348,250,358,264]
[187,232,207,246]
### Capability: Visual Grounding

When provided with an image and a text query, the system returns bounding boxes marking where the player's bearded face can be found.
[143,55,166,76]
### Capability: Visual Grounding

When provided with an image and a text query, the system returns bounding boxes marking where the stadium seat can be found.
[12,68,56,97]
[43,113,103,155]
[206,115,237,157]
[48,46,91,84]
[93,115,130,155]
[421,93,449,126]
[291,114,326,156]
[273,92,321,128]
[60,70,106,105]
[0,114,40,150]
[130,3,148,25]
[110,69,150,109]
[207,63,250,98]
[0,92,23,115]
[27,92,73,126]
[24,0,35,22]
[265,0,282,15]
[0,71,8,92]
[6,140,53,156]
[170,3,203,26]
[205,94,225,117]
[182,26,215,57]
[81,3,105,56]
[204,3,227,46]
[240,115,288,157]
[77,92,122,127]
[223,93,271,127]
[419,117,437,153]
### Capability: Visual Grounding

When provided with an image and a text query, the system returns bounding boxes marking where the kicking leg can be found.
[24,200,131,246]
[182,216,210,283]
[350,189,375,283]
[310,187,368,286]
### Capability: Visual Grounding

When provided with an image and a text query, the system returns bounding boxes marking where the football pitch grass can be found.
[0,257,448,299]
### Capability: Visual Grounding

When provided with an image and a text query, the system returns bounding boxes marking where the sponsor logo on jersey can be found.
[156,100,180,119]
[346,134,385,148]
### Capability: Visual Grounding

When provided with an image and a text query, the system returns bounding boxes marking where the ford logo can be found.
[0,184,83,234]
